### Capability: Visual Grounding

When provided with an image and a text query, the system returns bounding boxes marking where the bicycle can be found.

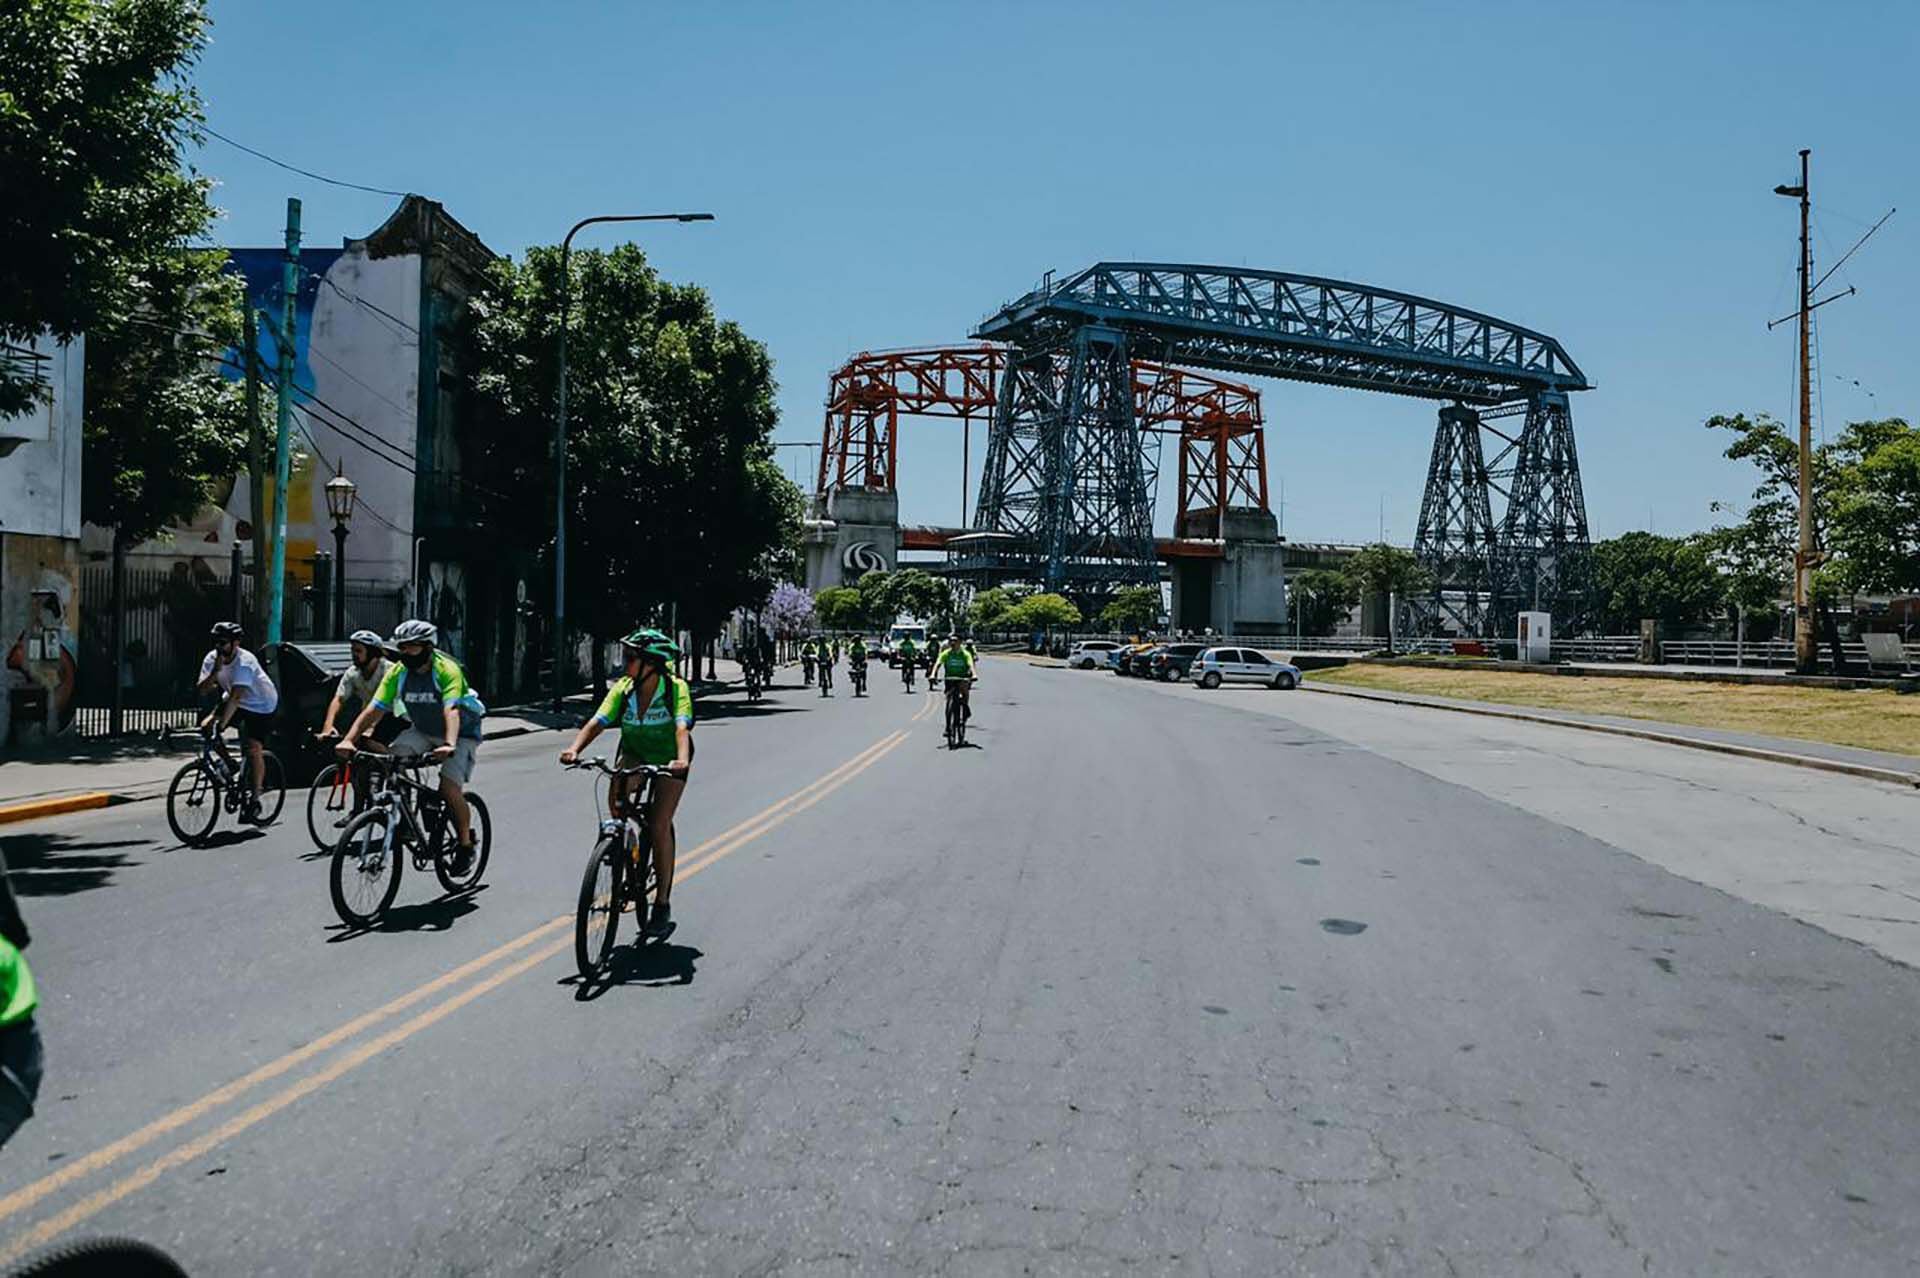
[944,678,973,749]
[327,753,493,929]
[165,728,286,846]
[566,758,672,979]
[305,732,390,851]
[801,654,815,686]
[850,658,867,696]
[901,657,917,692]
[743,659,763,702]
[818,658,834,697]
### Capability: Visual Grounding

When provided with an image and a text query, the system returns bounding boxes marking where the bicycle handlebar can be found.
[565,758,672,779]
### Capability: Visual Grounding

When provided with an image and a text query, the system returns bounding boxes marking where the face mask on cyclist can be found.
[399,646,432,672]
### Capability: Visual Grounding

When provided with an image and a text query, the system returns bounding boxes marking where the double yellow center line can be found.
[0,703,928,1261]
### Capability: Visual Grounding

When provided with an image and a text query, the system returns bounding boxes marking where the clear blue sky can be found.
[192,1,1917,545]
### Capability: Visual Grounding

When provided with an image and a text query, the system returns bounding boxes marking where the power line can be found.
[316,275,421,339]
[303,341,416,428]
[203,126,414,199]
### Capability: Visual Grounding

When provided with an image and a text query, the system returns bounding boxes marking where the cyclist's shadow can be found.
[324,886,487,943]
[565,941,702,1002]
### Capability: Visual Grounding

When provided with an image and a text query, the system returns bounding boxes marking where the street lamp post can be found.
[553,212,714,709]
[324,472,358,640]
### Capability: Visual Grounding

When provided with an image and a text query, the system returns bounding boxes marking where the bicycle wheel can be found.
[434,792,491,895]
[165,761,221,846]
[574,833,625,979]
[945,696,960,749]
[253,751,287,826]
[3,1234,188,1278]
[330,808,403,928]
[305,762,354,851]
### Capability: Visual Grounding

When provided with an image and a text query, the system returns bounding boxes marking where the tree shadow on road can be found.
[3,832,147,897]
[324,886,487,942]
[563,940,702,1002]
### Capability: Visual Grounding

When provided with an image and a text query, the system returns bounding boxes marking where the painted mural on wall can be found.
[2,535,81,736]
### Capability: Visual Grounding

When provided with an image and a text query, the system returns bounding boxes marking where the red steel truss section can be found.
[819,345,1270,534]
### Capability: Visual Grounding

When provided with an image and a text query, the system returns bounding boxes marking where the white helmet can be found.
[390,619,437,646]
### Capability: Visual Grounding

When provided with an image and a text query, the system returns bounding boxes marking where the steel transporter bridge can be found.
[815,262,1592,636]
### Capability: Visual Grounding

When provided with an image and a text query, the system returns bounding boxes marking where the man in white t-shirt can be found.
[196,621,280,821]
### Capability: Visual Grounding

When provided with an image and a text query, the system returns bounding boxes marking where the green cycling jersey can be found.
[593,670,694,765]
[935,646,977,680]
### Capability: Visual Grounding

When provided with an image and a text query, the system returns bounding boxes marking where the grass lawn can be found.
[1310,663,1920,759]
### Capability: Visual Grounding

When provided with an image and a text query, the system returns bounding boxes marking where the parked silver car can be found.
[1191,647,1302,690]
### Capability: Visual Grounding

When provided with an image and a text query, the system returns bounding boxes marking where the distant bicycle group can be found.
[795,632,979,748]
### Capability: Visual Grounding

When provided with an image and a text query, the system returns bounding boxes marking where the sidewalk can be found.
[1305,681,1920,789]
[0,668,743,825]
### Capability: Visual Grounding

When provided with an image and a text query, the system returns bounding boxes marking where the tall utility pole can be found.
[1775,152,1817,673]
[242,307,268,633]
[265,197,302,648]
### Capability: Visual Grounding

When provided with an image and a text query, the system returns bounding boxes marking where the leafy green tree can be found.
[1826,419,1920,595]
[1,0,221,417]
[1588,532,1723,633]
[1345,543,1432,599]
[80,250,247,547]
[1288,568,1360,637]
[1099,586,1161,633]
[813,586,863,632]
[468,244,794,684]
[966,587,1013,632]
[1005,593,1081,639]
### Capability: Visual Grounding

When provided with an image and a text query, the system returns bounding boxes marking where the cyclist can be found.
[847,635,869,694]
[317,630,396,744]
[558,628,691,937]
[316,630,399,810]
[0,844,39,1150]
[923,638,941,689]
[195,621,279,823]
[896,634,919,690]
[816,634,837,697]
[334,619,486,876]
[800,636,817,686]
[935,631,978,722]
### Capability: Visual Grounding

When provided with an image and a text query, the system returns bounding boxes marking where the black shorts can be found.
[234,709,275,744]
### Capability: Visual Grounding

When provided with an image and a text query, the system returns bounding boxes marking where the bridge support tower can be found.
[974,326,1159,604]
[1490,391,1590,633]
[1412,402,1496,635]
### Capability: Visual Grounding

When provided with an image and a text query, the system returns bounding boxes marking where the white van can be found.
[881,622,928,666]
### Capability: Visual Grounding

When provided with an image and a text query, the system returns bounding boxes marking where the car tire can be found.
[1273,672,1296,690]
[1200,672,1222,689]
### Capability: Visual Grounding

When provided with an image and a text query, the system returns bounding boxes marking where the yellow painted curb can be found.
[0,793,115,826]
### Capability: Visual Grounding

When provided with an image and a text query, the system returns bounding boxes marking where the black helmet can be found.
[211,621,244,641]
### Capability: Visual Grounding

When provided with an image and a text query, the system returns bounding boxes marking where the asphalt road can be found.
[0,657,1916,1274]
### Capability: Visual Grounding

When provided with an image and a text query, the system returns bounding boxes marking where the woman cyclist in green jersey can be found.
[558,628,692,936]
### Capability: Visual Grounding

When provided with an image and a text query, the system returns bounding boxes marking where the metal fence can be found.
[71,562,414,738]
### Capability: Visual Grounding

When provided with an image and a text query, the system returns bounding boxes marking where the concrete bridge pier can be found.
[1169,509,1289,637]
[802,488,900,592]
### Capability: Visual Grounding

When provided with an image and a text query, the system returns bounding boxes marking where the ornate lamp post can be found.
[324,472,358,639]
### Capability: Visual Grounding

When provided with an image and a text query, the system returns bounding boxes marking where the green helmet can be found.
[621,626,679,664]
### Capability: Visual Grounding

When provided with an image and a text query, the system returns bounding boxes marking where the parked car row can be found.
[1064,640,1303,690]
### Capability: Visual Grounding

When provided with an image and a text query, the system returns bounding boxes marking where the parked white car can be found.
[1066,640,1123,670]
[1191,647,1302,690]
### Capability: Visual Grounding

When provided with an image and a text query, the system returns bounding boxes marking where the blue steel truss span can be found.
[971,262,1593,630]
[975,263,1589,405]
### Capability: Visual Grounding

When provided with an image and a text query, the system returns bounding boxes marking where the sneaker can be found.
[243,798,264,825]
[645,900,673,937]
[446,841,476,877]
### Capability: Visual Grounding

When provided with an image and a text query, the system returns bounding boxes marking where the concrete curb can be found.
[1303,682,1920,790]
[0,792,123,826]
